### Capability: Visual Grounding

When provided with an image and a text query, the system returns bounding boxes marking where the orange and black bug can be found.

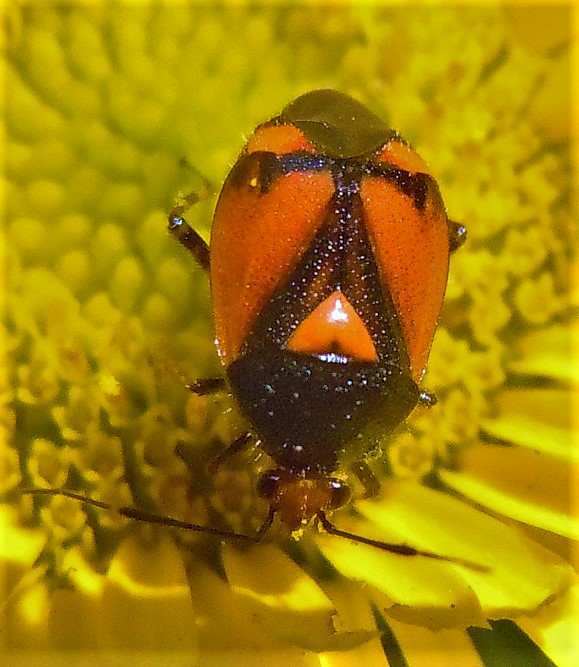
[28,90,472,566]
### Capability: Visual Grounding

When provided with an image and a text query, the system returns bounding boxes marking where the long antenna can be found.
[23,488,257,543]
[317,511,489,571]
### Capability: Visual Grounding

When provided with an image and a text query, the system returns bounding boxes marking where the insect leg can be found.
[186,377,228,395]
[418,389,438,407]
[207,431,255,475]
[168,172,215,272]
[350,460,381,498]
[448,220,467,252]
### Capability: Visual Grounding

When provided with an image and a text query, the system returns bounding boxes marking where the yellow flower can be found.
[2,2,576,665]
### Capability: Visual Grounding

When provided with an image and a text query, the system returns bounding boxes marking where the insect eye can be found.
[328,478,351,510]
[257,470,284,500]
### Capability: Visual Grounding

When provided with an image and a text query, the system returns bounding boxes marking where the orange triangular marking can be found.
[287,291,378,362]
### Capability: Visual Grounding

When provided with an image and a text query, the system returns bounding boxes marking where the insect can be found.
[29,90,471,566]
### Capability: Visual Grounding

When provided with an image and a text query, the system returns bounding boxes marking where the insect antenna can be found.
[22,488,258,544]
[317,511,489,572]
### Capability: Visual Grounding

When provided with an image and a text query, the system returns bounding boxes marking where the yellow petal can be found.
[2,571,52,649]
[319,481,571,627]
[482,388,576,460]
[317,578,390,662]
[508,323,579,386]
[0,506,45,566]
[47,533,198,650]
[318,534,485,630]
[388,616,486,667]
[440,445,578,540]
[517,580,579,667]
[222,543,375,651]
